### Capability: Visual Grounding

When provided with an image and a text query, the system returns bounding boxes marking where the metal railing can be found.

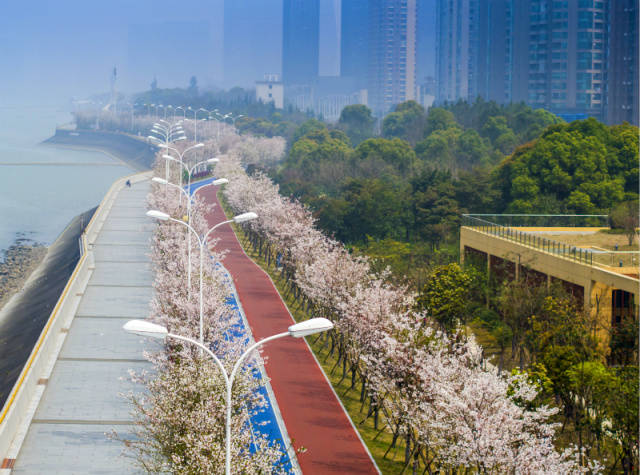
[462,215,639,270]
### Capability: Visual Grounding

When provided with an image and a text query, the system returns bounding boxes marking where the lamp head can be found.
[146,210,170,221]
[151,177,169,185]
[123,320,168,339]
[213,178,229,186]
[288,318,333,338]
[233,212,258,223]
[207,158,219,164]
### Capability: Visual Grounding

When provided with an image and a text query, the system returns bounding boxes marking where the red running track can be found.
[200,187,379,474]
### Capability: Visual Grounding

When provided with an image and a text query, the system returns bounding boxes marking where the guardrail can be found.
[0,171,151,458]
[462,215,639,270]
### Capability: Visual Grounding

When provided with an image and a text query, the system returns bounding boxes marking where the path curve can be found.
[201,187,379,474]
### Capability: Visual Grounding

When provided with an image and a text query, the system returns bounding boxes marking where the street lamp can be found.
[188,107,211,142]
[146,209,258,347]
[151,171,227,292]
[123,317,333,475]
[157,142,204,189]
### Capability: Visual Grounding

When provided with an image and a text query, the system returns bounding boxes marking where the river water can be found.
[0,106,133,255]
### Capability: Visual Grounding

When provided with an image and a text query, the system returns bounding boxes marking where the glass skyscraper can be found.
[282,0,320,85]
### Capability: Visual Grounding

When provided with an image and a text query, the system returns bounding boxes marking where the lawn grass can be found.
[219,196,414,474]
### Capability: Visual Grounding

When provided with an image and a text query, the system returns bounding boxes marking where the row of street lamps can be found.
[127,121,333,473]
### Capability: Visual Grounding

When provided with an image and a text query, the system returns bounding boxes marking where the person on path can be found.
[125,179,131,187]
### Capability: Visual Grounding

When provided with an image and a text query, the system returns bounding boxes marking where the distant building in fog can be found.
[436,0,473,102]
[223,0,282,89]
[436,0,511,104]
[256,75,284,109]
[282,0,320,85]
[368,0,418,116]
[607,0,638,125]
[510,1,607,121]
[519,0,608,121]
[341,0,370,89]
[416,0,437,83]
[476,0,512,103]
[419,75,437,110]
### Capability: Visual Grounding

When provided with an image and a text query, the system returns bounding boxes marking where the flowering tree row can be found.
[214,143,601,474]
[117,147,287,473]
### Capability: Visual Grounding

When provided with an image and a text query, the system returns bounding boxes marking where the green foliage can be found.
[354,138,417,177]
[609,200,639,246]
[494,118,639,213]
[382,100,427,146]
[416,263,475,332]
[338,104,374,146]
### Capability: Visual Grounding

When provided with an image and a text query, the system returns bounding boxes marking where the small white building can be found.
[256,74,284,109]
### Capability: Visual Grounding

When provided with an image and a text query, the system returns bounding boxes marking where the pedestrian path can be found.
[200,187,380,474]
[6,178,156,474]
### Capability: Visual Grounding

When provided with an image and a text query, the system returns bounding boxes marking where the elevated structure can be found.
[0,173,155,472]
[460,215,638,350]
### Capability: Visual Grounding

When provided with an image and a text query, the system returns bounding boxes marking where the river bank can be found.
[0,128,153,405]
[42,128,156,171]
[0,240,47,310]
[0,207,96,405]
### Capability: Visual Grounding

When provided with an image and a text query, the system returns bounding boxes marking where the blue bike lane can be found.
[190,177,299,474]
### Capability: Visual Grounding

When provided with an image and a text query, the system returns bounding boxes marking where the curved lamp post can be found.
[123,317,333,475]
[146,209,257,347]
[157,142,204,191]
[151,173,227,292]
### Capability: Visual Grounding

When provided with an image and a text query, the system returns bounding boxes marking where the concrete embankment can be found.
[0,208,96,406]
[43,128,156,171]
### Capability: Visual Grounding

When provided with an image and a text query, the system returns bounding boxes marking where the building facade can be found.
[436,0,512,104]
[607,0,639,125]
[521,0,608,121]
[341,0,370,89]
[282,0,320,86]
[256,75,284,109]
[368,0,418,116]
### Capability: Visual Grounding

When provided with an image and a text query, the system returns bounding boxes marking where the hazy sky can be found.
[0,1,433,108]
[0,0,223,107]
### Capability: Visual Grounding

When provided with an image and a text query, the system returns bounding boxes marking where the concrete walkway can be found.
[8,180,156,474]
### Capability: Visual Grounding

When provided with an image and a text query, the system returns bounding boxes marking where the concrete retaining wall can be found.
[0,171,151,459]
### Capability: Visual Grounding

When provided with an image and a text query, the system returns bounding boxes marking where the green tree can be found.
[337,178,405,242]
[382,100,427,146]
[416,263,474,332]
[354,138,417,177]
[338,104,374,145]
[610,200,639,246]
[424,107,457,135]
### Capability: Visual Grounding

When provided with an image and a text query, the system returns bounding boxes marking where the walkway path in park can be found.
[200,187,379,474]
[4,178,156,473]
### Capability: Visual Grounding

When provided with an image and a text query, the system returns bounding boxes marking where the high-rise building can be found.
[341,0,369,88]
[476,0,512,103]
[436,0,512,104]
[607,0,638,125]
[282,0,320,85]
[368,0,418,116]
[223,0,282,88]
[416,0,437,83]
[525,0,608,121]
[435,0,475,102]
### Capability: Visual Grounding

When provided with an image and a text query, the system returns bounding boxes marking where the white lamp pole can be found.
[158,142,204,194]
[150,175,228,293]
[123,317,333,475]
[146,210,257,347]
